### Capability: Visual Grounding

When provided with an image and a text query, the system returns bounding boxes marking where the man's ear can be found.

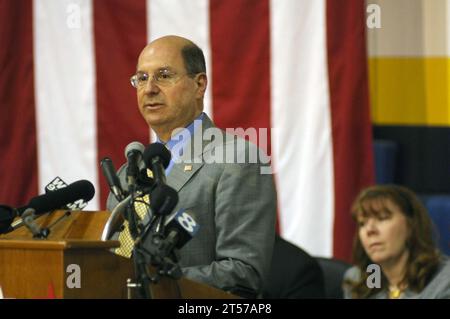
[195,73,207,98]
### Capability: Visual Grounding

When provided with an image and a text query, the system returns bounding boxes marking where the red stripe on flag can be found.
[326,0,375,261]
[94,0,148,209]
[209,0,272,155]
[0,0,38,206]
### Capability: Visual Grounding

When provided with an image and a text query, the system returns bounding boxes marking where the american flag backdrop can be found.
[0,0,374,261]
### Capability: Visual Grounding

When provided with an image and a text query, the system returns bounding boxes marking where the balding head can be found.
[139,35,206,75]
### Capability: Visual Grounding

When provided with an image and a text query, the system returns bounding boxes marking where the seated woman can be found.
[343,185,450,299]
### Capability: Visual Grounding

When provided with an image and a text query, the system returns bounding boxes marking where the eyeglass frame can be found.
[130,67,200,89]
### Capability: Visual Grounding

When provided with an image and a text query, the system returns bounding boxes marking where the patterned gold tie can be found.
[115,170,153,258]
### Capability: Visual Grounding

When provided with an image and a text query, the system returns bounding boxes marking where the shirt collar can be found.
[156,112,205,150]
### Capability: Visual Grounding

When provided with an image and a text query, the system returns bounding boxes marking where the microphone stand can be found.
[139,143,183,279]
[143,227,183,280]
[127,183,154,299]
[128,184,183,299]
[21,208,50,239]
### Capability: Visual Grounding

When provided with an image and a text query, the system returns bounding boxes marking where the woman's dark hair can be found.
[344,184,441,298]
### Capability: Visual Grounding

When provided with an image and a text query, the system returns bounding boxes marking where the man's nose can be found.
[143,78,160,94]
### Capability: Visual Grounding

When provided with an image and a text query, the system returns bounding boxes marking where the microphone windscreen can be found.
[143,143,171,169]
[28,180,95,215]
[124,141,145,159]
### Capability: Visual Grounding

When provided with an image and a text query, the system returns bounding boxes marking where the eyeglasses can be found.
[130,68,193,89]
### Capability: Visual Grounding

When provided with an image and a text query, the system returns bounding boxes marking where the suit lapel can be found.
[166,114,216,192]
[167,162,203,192]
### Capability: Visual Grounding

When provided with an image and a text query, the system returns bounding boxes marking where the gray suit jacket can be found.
[106,115,277,297]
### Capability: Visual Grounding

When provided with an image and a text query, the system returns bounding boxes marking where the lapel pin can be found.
[184,165,192,172]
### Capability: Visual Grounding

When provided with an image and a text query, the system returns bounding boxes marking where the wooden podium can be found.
[0,210,237,299]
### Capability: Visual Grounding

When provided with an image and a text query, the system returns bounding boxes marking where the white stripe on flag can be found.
[270,0,334,256]
[33,0,99,209]
[146,0,213,121]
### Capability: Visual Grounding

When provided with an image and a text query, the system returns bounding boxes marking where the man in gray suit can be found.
[107,35,276,298]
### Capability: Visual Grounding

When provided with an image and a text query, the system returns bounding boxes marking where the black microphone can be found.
[143,143,171,185]
[25,180,95,215]
[0,180,95,234]
[141,208,199,256]
[163,209,199,249]
[45,176,90,210]
[100,157,125,201]
[125,141,145,188]
[137,168,155,191]
[150,184,178,216]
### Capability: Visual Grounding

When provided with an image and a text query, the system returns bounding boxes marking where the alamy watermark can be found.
[366,4,381,29]
[168,120,275,175]
[65,3,380,30]
[66,2,81,29]
[366,263,381,289]
[66,263,81,289]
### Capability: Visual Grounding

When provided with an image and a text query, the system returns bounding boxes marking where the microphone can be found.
[143,143,171,185]
[163,209,199,249]
[141,208,199,257]
[100,157,125,201]
[25,180,95,215]
[150,184,178,216]
[125,141,145,188]
[0,180,95,234]
[137,168,155,191]
[45,176,90,210]
[148,181,178,236]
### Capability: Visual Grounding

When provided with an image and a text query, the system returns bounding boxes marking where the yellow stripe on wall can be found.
[369,57,450,126]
